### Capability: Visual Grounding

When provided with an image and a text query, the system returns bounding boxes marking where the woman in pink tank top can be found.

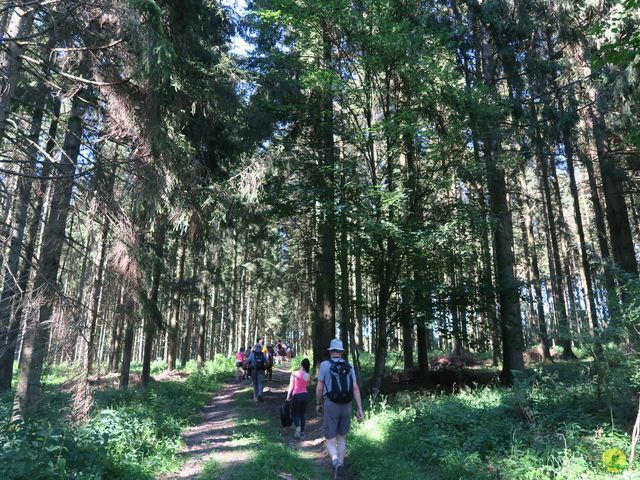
[286,358,311,439]
[235,347,245,381]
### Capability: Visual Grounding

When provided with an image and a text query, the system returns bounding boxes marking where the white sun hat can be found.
[327,339,345,351]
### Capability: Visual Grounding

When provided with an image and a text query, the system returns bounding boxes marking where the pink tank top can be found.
[292,370,309,395]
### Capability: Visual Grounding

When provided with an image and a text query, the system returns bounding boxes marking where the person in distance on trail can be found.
[248,343,267,402]
[286,358,311,439]
[266,344,276,380]
[316,339,364,479]
[257,336,268,355]
[235,347,245,381]
[277,340,286,364]
[242,348,250,380]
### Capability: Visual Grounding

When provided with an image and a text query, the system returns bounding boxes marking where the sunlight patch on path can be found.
[160,363,336,480]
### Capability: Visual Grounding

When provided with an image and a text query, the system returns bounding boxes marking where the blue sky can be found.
[222,0,253,56]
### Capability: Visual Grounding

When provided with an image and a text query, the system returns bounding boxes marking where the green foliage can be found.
[349,361,639,479]
[621,279,640,347]
[592,0,640,69]
[0,358,233,479]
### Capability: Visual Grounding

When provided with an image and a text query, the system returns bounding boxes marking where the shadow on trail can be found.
[199,365,328,480]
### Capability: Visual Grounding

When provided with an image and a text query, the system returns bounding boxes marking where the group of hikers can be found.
[235,339,295,381]
[234,337,364,479]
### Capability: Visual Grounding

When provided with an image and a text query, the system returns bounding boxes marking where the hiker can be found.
[248,343,267,402]
[286,358,311,439]
[257,336,268,354]
[235,347,245,381]
[277,341,286,364]
[242,348,250,380]
[316,339,364,479]
[266,344,276,380]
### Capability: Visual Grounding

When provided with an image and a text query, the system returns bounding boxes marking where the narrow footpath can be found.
[161,362,341,480]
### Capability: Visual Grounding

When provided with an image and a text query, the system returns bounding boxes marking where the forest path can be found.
[161,361,338,480]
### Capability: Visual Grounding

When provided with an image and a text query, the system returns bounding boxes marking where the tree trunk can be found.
[312,24,336,369]
[141,214,166,385]
[119,311,135,389]
[180,256,199,368]
[85,164,116,374]
[371,275,389,394]
[339,167,350,360]
[354,247,364,349]
[0,89,47,391]
[167,240,186,371]
[11,90,87,419]
[548,148,581,347]
[531,111,575,360]
[580,144,619,321]
[474,173,501,366]
[591,105,639,292]
[400,282,414,370]
[108,287,125,373]
[85,219,109,374]
[560,103,600,337]
[518,171,552,360]
[449,268,463,357]
[0,2,35,143]
[181,303,195,368]
[0,57,60,388]
[485,144,525,378]
[197,282,208,368]
[209,249,221,359]
[416,305,430,378]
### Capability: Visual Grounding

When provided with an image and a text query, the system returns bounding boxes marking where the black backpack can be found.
[253,351,266,370]
[280,401,293,427]
[326,359,353,404]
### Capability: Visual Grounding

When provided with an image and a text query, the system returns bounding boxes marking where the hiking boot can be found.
[332,459,343,480]
[334,463,344,480]
[258,395,264,403]
[299,431,305,439]
[294,426,301,438]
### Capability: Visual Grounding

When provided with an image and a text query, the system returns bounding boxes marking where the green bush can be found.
[0,357,234,479]
[349,360,639,480]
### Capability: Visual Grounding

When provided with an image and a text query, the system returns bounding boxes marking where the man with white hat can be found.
[316,338,364,479]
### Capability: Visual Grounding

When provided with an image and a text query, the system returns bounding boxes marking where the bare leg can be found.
[336,435,346,465]
[326,437,338,463]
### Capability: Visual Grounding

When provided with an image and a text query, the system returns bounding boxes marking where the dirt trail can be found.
[160,362,335,480]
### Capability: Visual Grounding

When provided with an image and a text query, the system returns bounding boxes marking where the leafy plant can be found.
[0,358,233,479]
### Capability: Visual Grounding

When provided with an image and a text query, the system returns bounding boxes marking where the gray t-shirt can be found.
[318,358,357,398]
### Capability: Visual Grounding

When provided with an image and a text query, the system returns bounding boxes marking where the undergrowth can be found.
[349,348,640,480]
[0,356,234,479]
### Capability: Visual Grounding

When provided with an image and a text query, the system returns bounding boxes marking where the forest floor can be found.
[162,362,340,480]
